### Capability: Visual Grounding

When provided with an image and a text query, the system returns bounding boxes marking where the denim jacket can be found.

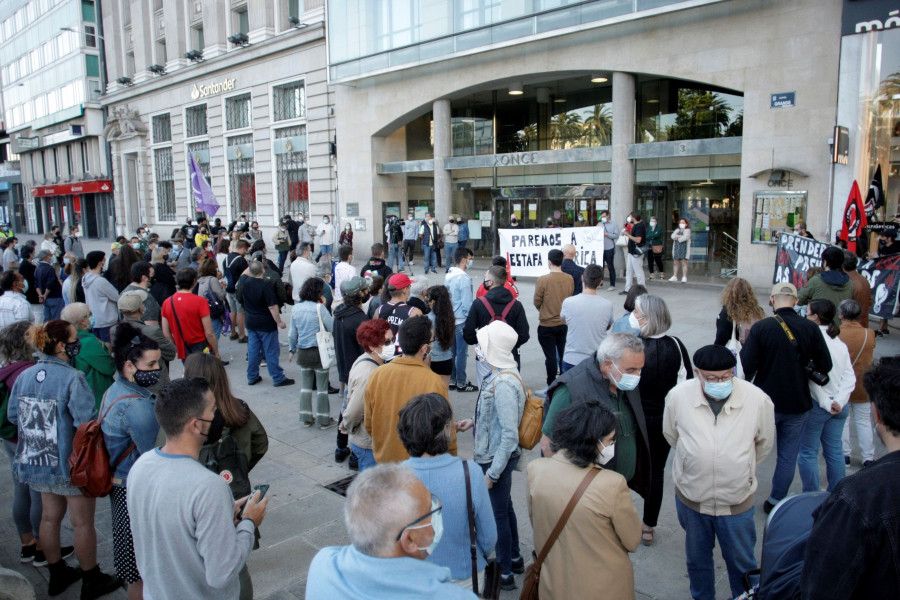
[289,300,333,352]
[473,369,525,481]
[445,268,473,324]
[7,355,96,485]
[100,378,159,487]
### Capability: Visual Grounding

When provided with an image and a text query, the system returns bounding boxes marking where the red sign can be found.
[31,179,113,197]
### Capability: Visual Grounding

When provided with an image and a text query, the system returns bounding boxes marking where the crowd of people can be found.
[0,216,897,600]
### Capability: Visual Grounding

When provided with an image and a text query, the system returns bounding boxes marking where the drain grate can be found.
[323,474,357,497]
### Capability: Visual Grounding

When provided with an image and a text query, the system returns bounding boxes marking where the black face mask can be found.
[197,409,224,445]
[132,367,162,388]
[64,340,81,359]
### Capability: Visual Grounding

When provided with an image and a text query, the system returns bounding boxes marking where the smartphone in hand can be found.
[238,484,269,519]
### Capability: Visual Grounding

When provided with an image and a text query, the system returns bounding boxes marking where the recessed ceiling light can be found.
[508,82,523,95]
[591,73,608,83]
[647,99,660,104]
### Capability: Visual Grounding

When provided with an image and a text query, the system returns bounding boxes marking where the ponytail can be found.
[26,319,72,355]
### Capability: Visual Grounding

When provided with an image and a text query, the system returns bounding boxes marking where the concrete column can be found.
[201,0,228,60]
[611,72,635,225]
[130,0,153,82]
[163,0,188,72]
[433,98,452,225]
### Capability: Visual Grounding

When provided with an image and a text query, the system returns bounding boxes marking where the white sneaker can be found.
[668,275,678,282]
[681,276,687,283]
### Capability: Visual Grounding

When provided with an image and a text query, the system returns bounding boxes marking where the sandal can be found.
[641,525,654,546]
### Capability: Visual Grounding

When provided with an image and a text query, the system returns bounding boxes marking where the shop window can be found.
[185,104,207,138]
[225,93,252,130]
[227,134,256,220]
[274,125,308,218]
[273,81,305,121]
[152,114,172,144]
[154,147,177,222]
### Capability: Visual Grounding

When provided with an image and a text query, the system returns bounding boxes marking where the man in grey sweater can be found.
[128,377,268,600]
[82,250,120,342]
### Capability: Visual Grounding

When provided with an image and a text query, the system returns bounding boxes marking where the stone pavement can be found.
[1,240,897,600]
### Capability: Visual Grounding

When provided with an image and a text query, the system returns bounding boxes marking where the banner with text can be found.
[772,233,831,288]
[498,227,607,277]
[859,255,900,319]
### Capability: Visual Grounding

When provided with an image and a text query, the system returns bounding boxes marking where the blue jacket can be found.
[473,369,525,482]
[445,267,473,324]
[100,378,159,487]
[458,223,469,243]
[289,300,333,351]
[403,454,497,580]
[7,355,96,485]
[306,545,476,600]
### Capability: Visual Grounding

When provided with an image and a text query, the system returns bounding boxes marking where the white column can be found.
[611,72,636,225]
[433,98,452,225]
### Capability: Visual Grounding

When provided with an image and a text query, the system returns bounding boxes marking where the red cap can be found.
[389,273,413,289]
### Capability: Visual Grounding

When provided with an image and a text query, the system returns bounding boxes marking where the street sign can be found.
[771,92,795,108]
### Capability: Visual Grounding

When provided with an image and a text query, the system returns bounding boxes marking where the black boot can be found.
[48,559,82,597]
[80,564,122,600]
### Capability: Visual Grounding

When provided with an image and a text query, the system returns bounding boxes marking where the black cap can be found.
[693,345,737,371]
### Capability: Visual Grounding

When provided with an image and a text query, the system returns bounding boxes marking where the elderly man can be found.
[306,464,476,600]
[35,249,64,321]
[541,332,651,499]
[0,270,32,327]
[112,290,177,394]
[560,244,585,295]
[664,345,775,600]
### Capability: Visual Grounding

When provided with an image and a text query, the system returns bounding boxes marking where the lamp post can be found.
[60,26,107,99]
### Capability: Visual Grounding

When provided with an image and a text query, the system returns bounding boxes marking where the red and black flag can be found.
[841,180,868,254]
[863,164,884,219]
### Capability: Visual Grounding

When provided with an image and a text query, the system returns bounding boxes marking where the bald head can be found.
[562,244,576,259]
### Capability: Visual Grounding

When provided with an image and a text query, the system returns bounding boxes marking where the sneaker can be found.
[238,337,248,344]
[335,447,351,463]
[348,452,359,471]
[21,543,37,563]
[681,276,687,283]
[248,375,263,386]
[457,382,478,392]
[34,546,74,567]
[448,383,457,391]
[511,555,525,575]
[863,460,874,467]
[47,562,82,597]
[229,332,239,341]
[328,385,340,394]
[302,420,314,428]
[410,260,415,266]
[80,567,122,600]
[607,286,616,291]
[845,455,851,466]
[874,330,884,338]
[500,573,516,591]
[273,378,296,388]
[319,418,339,430]
[618,290,628,295]
[668,275,678,282]
[220,360,230,366]
[763,500,776,515]
[260,359,267,368]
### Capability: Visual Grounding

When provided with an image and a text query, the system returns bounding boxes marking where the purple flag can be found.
[189,153,220,217]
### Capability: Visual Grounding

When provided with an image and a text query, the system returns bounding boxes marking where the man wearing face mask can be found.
[0,270,33,327]
[127,377,268,600]
[597,211,618,291]
[540,333,652,500]
[307,464,474,599]
[81,251,120,343]
[418,213,440,274]
[663,345,775,600]
[402,212,419,267]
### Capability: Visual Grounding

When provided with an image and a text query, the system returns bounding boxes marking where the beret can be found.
[692,345,737,371]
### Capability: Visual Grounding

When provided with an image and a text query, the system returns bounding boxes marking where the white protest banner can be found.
[499,226,607,277]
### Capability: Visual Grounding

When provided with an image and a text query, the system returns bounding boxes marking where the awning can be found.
[31,179,113,197]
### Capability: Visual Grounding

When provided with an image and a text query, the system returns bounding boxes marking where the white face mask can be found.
[380,342,396,361]
[597,440,615,465]
[626,216,633,223]
[679,223,687,229]
[601,217,608,223]
[628,312,642,332]
[650,220,657,227]
[324,219,330,224]
[345,225,351,230]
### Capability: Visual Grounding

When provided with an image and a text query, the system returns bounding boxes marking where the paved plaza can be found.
[1,243,897,600]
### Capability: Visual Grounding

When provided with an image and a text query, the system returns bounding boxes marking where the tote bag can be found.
[316,304,336,369]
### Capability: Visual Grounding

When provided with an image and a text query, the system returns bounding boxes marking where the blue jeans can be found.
[444,242,458,270]
[350,443,377,472]
[422,245,437,272]
[247,329,286,384]
[769,410,810,504]
[450,322,468,386]
[675,496,757,600]
[3,439,42,537]
[43,297,64,322]
[211,318,223,340]
[315,244,334,262]
[277,251,288,275]
[561,360,577,373]
[388,243,405,271]
[480,454,521,577]
[798,403,849,492]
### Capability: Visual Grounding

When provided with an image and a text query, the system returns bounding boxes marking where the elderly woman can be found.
[8,320,120,597]
[408,276,430,315]
[633,294,692,545]
[838,299,877,467]
[400,393,497,591]
[457,320,526,591]
[289,278,336,429]
[149,247,176,305]
[527,400,641,600]
[60,303,116,411]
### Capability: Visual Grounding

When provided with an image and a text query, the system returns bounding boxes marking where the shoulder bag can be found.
[463,461,501,600]
[316,303,336,369]
[495,370,543,451]
[773,315,829,386]
[520,468,600,600]
[850,329,868,368]
[69,394,139,498]
[169,296,207,355]
[725,325,745,379]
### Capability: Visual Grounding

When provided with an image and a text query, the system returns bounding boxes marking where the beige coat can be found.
[838,320,876,403]
[527,454,641,600]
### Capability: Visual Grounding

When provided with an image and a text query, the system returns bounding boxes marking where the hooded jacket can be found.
[359,257,392,280]
[82,272,121,328]
[463,285,529,350]
[798,271,853,325]
[333,303,368,384]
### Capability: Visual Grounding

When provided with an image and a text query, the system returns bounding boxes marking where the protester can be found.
[316,260,334,313]
[305,464,476,599]
[64,257,88,306]
[408,276,431,315]
[100,321,162,600]
[113,290,176,394]
[296,214,315,255]
[446,247,474,391]
[160,267,220,361]
[456,320,526,590]
[560,264,614,372]
[81,251,120,343]
[8,320,121,598]
[1,236,19,271]
[645,215,665,279]
[533,248,574,386]
[121,261,161,328]
[273,219,292,275]
[441,217,459,271]
[620,211,647,293]
[105,245,140,293]
[418,213,440,274]
[341,319,393,472]
[713,277,765,346]
[242,221,263,245]
[365,315,455,463]
[402,212,419,268]
[197,258,226,340]
[425,286,455,387]
[669,217,691,282]
[238,260,290,387]
[610,284,647,335]
[60,303,116,411]
[314,215,337,263]
[366,275,385,319]
[797,299,855,492]
[334,245,356,305]
[225,240,251,341]
[560,244,585,295]
[741,282,832,513]
[216,238,232,278]
[288,278,334,425]
[35,249,64,322]
[664,344,775,600]
[360,242,393,281]
[0,270,32,327]
[464,264,529,377]
[474,256,519,300]
[798,246,853,326]
[334,276,370,399]
[377,273,423,355]
[127,378,268,600]
[842,251,872,329]
[400,393,498,590]
[836,299,877,467]
[595,211,619,290]
[527,400,641,599]
[800,359,900,599]
[149,246,176,306]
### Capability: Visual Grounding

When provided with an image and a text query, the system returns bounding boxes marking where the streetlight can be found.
[60,26,107,98]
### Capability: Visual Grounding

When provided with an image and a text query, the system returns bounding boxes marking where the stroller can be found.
[737,492,829,600]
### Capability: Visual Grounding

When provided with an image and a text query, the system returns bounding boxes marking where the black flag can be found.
[864,164,884,219]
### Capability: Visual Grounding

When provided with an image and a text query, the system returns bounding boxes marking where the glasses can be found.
[396,494,442,541]
[702,374,734,383]
[384,337,395,345]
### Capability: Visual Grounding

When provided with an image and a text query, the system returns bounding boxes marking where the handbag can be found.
[615,234,629,247]
[725,324,746,379]
[773,315,829,386]
[652,245,664,253]
[520,468,600,600]
[495,370,543,450]
[316,303,336,369]
[463,461,500,600]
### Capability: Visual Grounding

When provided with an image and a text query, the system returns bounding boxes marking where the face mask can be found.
[298,218,304,223]
[601,217,608,223]
[198,410,224,445]
[173,244,181,251]
[324,219,330,224]
[380,342,396,362]
[133,367,162,388]
[141,232,148,238]
[21,280,28,293]
[408,498,443,556]
[345,226,351,230]
[408,216,413,221]
[650,220,657,227]
[626,216,633,223]
[132,242,141,249]
[63,257,70,265]
[89,314,95,330]
[428,219,433,225]
[64,340,82,358]
[252,226,259,230]
[628,312,642,332]
[578,216,584,222]
[679,223,687,229]
[597,440,616,465]
[703,379,733,400]
[611,361,640,391]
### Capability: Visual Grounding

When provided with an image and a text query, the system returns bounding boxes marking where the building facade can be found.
[1,0,113,238]
[100,0,335,242]
[326,0,856,286]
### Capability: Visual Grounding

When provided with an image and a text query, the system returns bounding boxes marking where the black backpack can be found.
[199,428,251,499]
[205,289,225,319]
[223,255,238,293]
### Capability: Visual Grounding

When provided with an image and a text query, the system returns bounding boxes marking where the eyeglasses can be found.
[701,374,734,383]
[396,493,442,541]
[384,337,395,345]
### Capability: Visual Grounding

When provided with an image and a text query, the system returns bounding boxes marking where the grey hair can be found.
[151,247,168,263]
[635,294,671,337]
[839,298,862,322]
[248,261,264,277]
[61,302,90,327]
[410,277,428,298]
[0,321,35,366]
[597,332,644,363]
[38,249,53,261]
[344,464,421,557]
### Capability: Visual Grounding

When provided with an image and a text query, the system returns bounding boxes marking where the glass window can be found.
[85,25,97,48]
[23,101,33,123]
[227,134,256,220]
[192,25,204,51]
[125,52,135,76]
[459,0,501,30]
[30,49,41,72]
[157,39,167,64]
[275,125,309,217]
[185,104,208,138]
[289,0,304,20]
[273,81,305,121]
[85,54,100,77]
[637,78,743,143]
[187,140,210,216]
[47,89,61,114]
[225,93,252,130]
[82,0,96,22]
[152,113,172,144]
[154,147,177,221]
[235,7,249,34]
[43,39,56,64]
[33,96,46,119]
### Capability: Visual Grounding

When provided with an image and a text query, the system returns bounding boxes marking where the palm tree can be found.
[665,90,732,140]
[583,104,613,146]
[550,111,583,149]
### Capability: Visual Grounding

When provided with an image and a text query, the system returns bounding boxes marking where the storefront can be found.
[29,178,115,238]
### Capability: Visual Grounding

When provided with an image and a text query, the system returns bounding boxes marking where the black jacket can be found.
[333,303,368,384]
[638,335,692,418]
[561,259,584,295]
[740,307,832,414]
[150,263,176,305]
[360,258,392,280]
[462,286,529,349]
[18,259,39,304]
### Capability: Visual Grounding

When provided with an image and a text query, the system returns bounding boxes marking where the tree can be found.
[583,104,613,146]
[665,89,732,141]
[551,110,583,149]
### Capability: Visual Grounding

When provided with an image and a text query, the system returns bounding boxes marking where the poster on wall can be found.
[753,191,808,244]
[414,206,428,220]
[499,226,606,277]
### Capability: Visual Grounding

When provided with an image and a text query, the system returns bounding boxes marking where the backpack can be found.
[200,278,226,319]
[494,370,543,451]
[223,255,237,293]
[0,380,16,440]
[68,394,139,498]
[199,427,251,499]
[479,296,516,323]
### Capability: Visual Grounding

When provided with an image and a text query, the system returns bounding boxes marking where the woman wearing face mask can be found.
[100,322,162,600]
[526,400,641,600]
[645,216,664,280]
[424,286,454,387]
[632,294,692,546]
[288,278,337,429]
[7,320,121,598]
[60,303,116,412]
[273,221,292,276]
[670,217,691,283]
[340,318,393,472]
[339,223,354,249]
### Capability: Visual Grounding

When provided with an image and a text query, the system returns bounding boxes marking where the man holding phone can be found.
[128,378,268,600]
